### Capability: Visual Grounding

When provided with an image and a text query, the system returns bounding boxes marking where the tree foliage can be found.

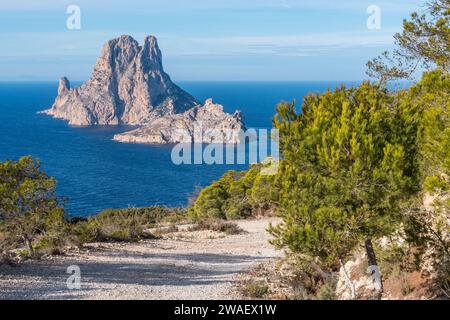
[403,70,450,294]
[188,162,281,221]
[367,0,450,82]
[269,83,420,270]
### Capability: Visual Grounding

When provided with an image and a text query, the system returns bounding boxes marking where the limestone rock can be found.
[43,35,198,126]
[113,99,245,144]
[335,252,380,300]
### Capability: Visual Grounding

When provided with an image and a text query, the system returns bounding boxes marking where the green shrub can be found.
[240,280,269,298]
[189,180,229,220]
[33,236,65,256]
[0,157,67,258]
[0,228,8,263]
[0,227,6,251]
[189,163,281,221]
[315,280,337,300]
[424,175,449,193]
[190,220,244,235]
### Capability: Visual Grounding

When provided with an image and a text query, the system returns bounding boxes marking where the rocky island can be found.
[43,35,245,144]
[113,98,244,144]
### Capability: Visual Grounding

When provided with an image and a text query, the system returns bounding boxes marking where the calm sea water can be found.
[0,81,356,217]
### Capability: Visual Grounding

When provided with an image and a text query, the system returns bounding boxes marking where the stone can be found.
[113,98,245,144]
[42,35,245,144]
[335,252,380,300]
[43,35,198,126]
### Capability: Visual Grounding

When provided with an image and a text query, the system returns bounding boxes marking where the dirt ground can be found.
[0,218,282,300]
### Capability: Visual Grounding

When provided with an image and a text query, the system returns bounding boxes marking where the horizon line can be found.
[0,79,412,83]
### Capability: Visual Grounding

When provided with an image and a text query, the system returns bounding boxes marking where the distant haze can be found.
[0,0,423,81]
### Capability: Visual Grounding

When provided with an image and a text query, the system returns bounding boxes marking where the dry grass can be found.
[239,280,269,298]
[189,220,245,235]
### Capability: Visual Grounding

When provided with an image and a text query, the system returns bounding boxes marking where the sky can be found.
[0,0,426,81]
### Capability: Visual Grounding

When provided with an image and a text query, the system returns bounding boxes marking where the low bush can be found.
[70,206,186,243]
[239,280,269,298]
[314,280,337,300]
[189,220,245,235]
[189,161,281,221]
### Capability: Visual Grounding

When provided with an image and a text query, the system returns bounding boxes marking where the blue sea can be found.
[0,81,357,217]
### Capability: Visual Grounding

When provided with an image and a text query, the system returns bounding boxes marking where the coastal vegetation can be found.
[194,0,450,299]
[270,80,420,298]
[69,206,186,244]
[188,219,245,235]
[0,157,66,259]
[188,160,282,221]
[0,0,448,300]
[0,161,187,260]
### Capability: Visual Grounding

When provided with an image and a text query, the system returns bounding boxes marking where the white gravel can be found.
[0,218,281,300]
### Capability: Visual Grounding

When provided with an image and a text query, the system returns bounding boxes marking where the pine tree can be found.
[367,0,449,82]
[403,70,450,295]
[0,157,66,257]
[269,83,420,297]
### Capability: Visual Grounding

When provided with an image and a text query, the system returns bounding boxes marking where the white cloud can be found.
[0,30,397,60]
[160,31,397,57]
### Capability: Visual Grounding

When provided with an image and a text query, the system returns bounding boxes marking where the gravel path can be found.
[0,218,281,300]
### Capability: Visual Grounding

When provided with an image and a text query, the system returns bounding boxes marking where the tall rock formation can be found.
[43,35,198,125]
[43,35,245,144]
